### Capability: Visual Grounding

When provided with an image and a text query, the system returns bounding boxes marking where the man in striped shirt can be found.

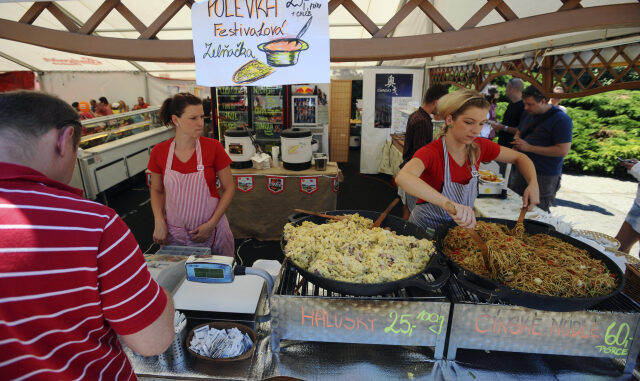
[0,91,175,380]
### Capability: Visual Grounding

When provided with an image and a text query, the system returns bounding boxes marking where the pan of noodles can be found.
[281,210,450,296]
[434,218,624,311]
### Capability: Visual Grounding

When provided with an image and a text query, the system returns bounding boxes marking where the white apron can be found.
[163,139,234,257]
[409,137,479,231]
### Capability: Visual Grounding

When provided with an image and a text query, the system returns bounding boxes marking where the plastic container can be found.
[280,128,312,171]
[314,153,327,170]
[224,128,256,169]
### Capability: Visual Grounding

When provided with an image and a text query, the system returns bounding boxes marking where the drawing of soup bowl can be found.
[257,38,309,67]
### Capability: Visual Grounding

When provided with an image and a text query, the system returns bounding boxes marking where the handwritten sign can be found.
[191,0,330,87]
[447,304,640,362]
[271,297,450,350]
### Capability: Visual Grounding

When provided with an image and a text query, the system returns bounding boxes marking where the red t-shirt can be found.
[0,162,167,380]
[413,137,501,201]
[148,136,232,198]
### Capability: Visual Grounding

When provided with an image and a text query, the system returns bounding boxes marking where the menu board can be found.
[192,0,330,87]
[447,303,640,362]
[216,86,249,139]
[272,297,450,351]
[252,86,283,139]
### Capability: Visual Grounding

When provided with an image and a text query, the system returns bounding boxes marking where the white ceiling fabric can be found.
[0,0,638,79]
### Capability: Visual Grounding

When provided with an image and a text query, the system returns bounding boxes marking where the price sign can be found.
[447,304,640,362]
[271,297,450,350]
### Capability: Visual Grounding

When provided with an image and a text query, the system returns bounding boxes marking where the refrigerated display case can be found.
[69,106,174,200]
[214,86,287,155]
[252,86,284,140]
[216,86,249,140]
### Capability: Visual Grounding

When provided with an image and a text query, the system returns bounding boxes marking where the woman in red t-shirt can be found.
[147,93,235,256]
[396,89,540,231]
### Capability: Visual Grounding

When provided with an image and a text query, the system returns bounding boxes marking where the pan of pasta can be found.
[434,218,624,311]
[282,210,450,296]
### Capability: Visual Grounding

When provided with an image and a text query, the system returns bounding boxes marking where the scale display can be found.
[185,255,235,283]
[193,267,224,279]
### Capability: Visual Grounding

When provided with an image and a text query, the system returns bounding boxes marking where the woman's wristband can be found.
[503,125,508,132]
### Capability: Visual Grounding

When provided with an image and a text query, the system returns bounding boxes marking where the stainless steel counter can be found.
[132,316,639,381]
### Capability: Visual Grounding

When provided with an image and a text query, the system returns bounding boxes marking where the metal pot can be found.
[434,218,625,311]
[282,210,450,296]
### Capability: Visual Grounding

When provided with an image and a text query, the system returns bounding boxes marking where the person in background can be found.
[0,91,175,380]
[398,84,449,219]
[111,102,121,114]
[548,85,568,113]
[89,98,97,113]
[509,85,573,212]
[478,86,498,140]
[489,78,526,174]
[396,89,539,231]
[148,92,235,256]
[118,100,129,113]
[133,96,149,110]
[615,158,640,255]
[72,101,94,120]
[95,96,113,116]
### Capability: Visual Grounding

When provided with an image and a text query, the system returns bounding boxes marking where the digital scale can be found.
[149,249,274,330]
[184,255,236,283]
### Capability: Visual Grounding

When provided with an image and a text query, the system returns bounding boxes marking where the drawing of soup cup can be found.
[257,38,309,67]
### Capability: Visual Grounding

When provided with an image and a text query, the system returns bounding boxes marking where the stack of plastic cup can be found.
[271,146,280,167]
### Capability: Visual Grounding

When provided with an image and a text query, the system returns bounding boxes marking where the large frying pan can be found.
[282,210,450,296]
[434,218,625,312]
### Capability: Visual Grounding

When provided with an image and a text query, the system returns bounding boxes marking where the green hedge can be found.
[496,89,640,178]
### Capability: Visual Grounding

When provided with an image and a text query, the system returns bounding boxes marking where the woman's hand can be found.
[522,183,540,211]
[189,220,217,243]
[153,219,168,245]
[443,201,476,229]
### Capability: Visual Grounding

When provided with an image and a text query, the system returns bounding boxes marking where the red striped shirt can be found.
[0,163,167,380]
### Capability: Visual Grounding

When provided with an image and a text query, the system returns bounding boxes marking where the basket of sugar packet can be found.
[186,321,256,362]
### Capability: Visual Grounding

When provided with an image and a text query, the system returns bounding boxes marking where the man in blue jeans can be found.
[509,85,573,212]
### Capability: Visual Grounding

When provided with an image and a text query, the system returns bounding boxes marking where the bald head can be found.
[506,78,524,102]
[507,78,524,92]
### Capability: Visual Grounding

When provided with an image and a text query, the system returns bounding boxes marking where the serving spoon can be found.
[371,197,400,229]
[296,16,313,40]
[510,206,528,237]
[293,208,346,221]
[444,201,492,274]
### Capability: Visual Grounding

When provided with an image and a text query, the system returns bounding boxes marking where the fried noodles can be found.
[443,221,618,297]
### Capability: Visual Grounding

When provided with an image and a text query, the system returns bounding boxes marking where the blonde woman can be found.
[396,89,540,231]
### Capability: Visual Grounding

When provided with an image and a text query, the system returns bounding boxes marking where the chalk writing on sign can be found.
[595,322,633,356]
[301,306,376,332]
[384,309,445,337]
[471,312,634,358]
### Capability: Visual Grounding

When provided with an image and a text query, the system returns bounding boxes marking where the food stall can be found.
[133,210,640,380]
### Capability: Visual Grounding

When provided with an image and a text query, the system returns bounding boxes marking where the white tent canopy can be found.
[1,0,638,79]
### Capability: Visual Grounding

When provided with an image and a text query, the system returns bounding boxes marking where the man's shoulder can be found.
[5,180,117,219]
[407,108,429,124]
[548,107,572,126]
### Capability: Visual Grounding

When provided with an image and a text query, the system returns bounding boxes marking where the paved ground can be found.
[551,173,639,257]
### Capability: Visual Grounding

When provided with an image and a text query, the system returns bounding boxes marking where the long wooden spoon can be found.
[372,197,400,228]
[444,201,492,273]
[510,206,528,237]
[294,208,346,221]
